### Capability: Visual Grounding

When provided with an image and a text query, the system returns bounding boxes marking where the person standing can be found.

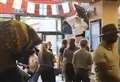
[59,39,68,80]
[63,38,79,82]
[39,43,56,82]
[72,39,92,82]
[59,39,68,62]
[93,24,120,82]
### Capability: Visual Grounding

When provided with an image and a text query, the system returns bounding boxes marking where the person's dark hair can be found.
[69,38,75,44]
[102,24,118,44]
[68,38,75,49]
[62,39,67,45]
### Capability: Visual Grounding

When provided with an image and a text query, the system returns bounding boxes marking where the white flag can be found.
[51,4,58,15]
[0,0,7,4]
[27,1,35,14]
[13,0,22,9]
[39,4,47,15]
[62,2,70,13]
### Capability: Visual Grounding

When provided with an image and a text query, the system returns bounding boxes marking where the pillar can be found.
[102,0,118,26]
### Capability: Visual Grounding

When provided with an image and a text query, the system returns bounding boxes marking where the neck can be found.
[102,41,113,51]
[69,45,75,49]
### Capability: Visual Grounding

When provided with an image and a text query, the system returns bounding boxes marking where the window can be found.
[21,17,61,32]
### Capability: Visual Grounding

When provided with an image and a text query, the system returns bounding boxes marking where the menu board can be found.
[90,19,101,50]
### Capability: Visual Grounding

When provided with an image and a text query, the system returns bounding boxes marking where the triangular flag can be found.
[0,0,7,4]
[39,4,47,15]
[51,4,58,15]
[27,1,35,14]
[13,0,22,9]
[62,2,70,13]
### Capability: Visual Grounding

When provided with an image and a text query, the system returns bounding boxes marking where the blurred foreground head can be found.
[101,24,118,44]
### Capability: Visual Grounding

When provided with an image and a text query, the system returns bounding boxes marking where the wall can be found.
[91,0,118,26]
[90,0,102,19]
[102,1,118,25]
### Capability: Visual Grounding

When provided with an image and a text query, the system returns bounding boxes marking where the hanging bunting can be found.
[51,4,58,15]
[16,9,23,14]
[62,2,70,13]
[0,0,7,4]
[29,0,62,4]
[47,5,52,16]
[39,4,47,15]
[0,0,76,16]
[21,0,27,12]
[27,1,35,14]
[13,0,22,9]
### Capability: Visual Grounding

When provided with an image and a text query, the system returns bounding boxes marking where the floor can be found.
[37,74,96,82]
[37,74,65,82]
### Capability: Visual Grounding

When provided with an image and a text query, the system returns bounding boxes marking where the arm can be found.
[63,49,68,61]
[87,53,93,71]
[59,48,63,62]
[94,52,120,81]
[72,52,77,68]
[94,51,109,74]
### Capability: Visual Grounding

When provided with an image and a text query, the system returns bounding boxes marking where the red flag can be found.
[47,4,52,16]
[0,0,14,14]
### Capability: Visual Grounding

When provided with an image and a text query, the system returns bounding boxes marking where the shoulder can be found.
[74,49,81,55]
[64,48,69,52]
[93,45,106,63]
[60,47,64,51]
[85,50,91,56]
[94,45,105,57]
[47,50,53,54]
[75,46,80,50]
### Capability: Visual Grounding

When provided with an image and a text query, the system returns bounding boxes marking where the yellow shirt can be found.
[93,43,120,82]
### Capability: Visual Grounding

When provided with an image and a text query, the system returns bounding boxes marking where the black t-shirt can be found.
[59,47,65,57]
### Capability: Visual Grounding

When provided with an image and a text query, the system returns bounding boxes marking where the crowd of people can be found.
[0,19,120,82]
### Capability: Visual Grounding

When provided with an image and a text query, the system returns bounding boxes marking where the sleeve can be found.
[63,48,68,58]
[59,48,63,55]
[52,54,56,63]
[72,52,77,68]
[49,52,56,66]
[87,53,93,71]
[87,53,93,65]
[93,50,106,64]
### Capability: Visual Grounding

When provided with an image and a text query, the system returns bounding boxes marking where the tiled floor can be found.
[37,74,65,82]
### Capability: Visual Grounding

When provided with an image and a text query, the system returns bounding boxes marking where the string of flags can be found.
[0,0,76,16]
